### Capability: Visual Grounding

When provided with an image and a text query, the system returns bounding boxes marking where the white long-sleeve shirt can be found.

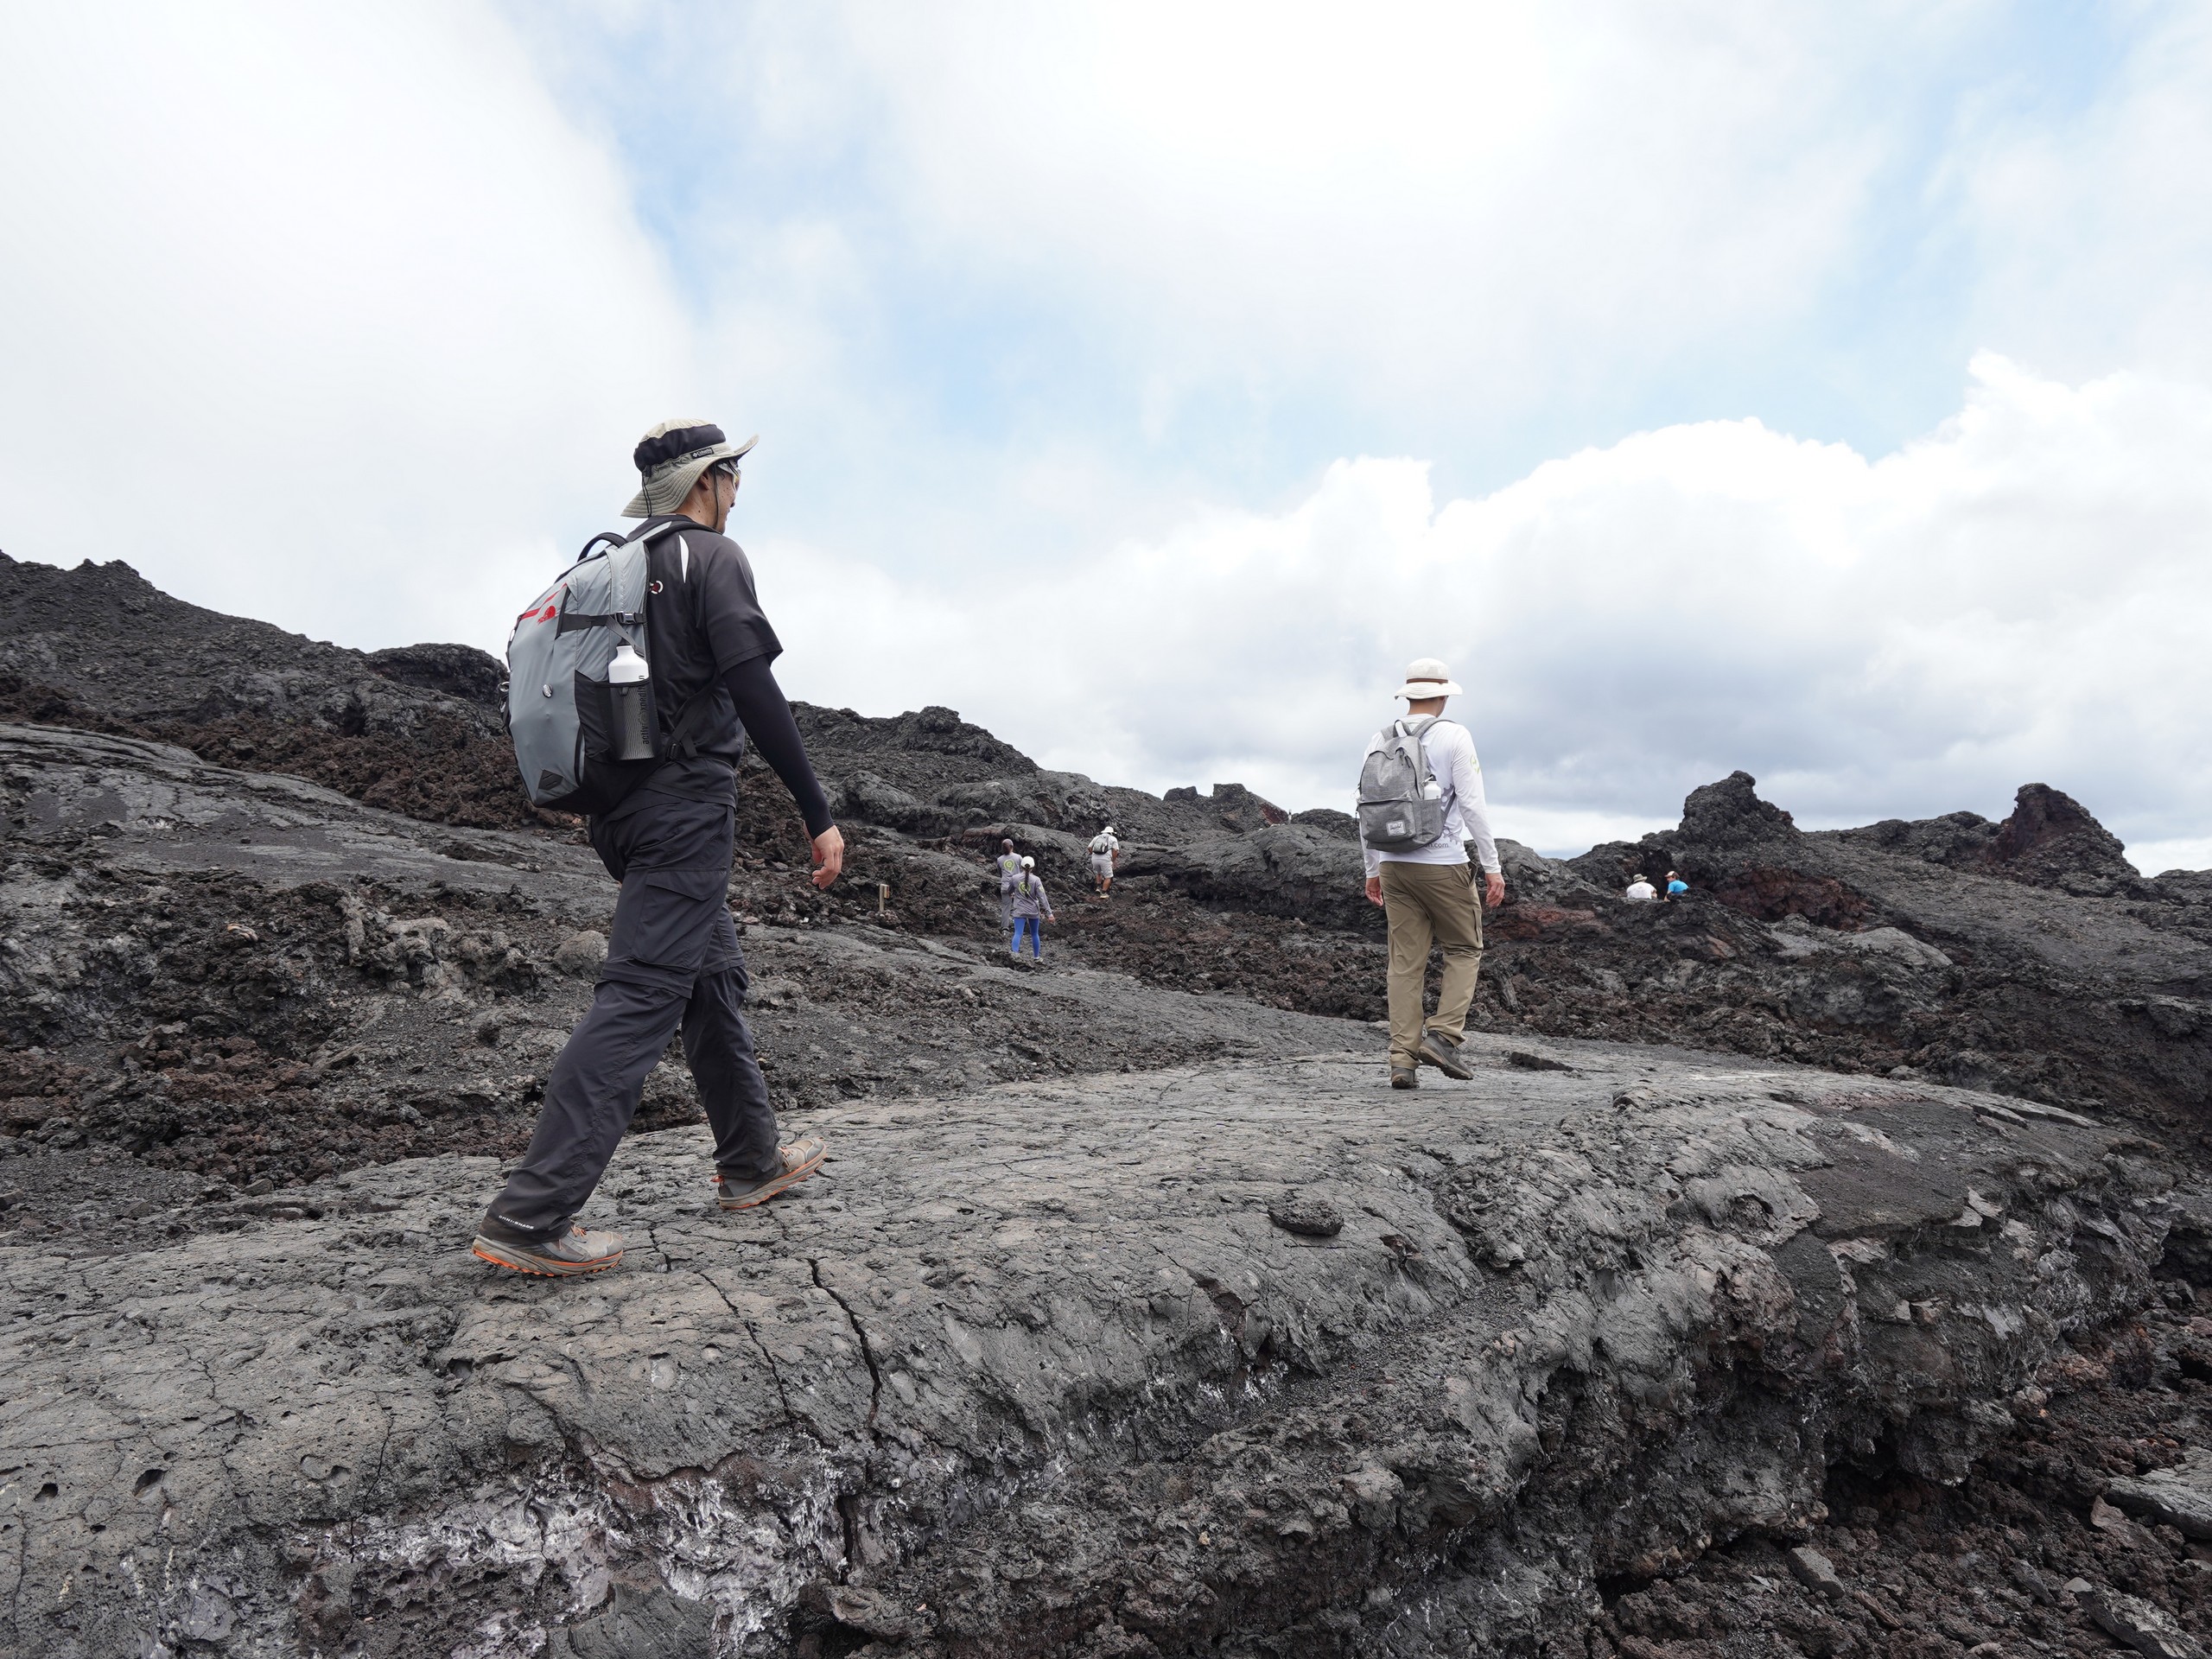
[1358,717,1500,878]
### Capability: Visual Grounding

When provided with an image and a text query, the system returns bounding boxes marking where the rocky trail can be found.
[3,551,2212,1656]
[10,1043,2202,1659]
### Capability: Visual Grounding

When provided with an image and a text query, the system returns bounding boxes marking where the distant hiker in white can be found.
[1355,658,1504,1090]
[1089,825,1121,897]
[1624,874,1657,903]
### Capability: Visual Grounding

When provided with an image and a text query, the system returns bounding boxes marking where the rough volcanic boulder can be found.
[1147,823,1373,929]
[1568,772,1870,926]
[1291,806,1358,842]
[1837,784,2147,901]
[1208,782,1289,832]
[834,770,957,837]
[794,703,1037,796]
[1986,782,2147,897]
[0,552,500,741]
[365,642,507,713]
[1678,767,1801,849]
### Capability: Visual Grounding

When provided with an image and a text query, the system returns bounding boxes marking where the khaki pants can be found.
[1380,861,1484,1069]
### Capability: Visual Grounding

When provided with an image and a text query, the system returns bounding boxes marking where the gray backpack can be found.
[1357,716,1446,850]
[505,520,709,817]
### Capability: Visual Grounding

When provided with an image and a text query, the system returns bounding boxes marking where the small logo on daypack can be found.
[649,580,664,594]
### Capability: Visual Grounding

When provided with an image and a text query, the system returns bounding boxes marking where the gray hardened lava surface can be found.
[4,553,2212,1656]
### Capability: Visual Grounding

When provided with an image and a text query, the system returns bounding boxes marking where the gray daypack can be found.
[1357,715,1447,850]
[505,520,715,817]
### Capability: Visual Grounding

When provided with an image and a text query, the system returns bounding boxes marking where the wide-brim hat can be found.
[1395,656,1464,700]
[621,418,758,518]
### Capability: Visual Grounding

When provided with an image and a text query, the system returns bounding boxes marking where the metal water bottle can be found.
[607,642,655,761]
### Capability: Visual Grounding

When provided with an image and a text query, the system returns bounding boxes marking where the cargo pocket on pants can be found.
[602,867,731,987]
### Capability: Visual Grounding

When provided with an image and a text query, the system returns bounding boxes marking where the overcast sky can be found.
[3,3,2209,868]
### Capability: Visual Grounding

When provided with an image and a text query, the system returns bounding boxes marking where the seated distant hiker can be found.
[1624,874,1657,902]
[1665,871,1688,900]
[1089,825,1121,897]
[1008,856,1054,960]
[995,838,1024,932]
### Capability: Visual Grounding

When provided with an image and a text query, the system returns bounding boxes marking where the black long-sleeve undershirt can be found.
[722,655,833,839]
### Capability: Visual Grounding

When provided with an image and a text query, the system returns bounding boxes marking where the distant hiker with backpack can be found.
[995,837,1025,934]
[474,418,842,1277]
[1089,825,1120,897]
[1008,856,1053,961]
[1356,658,1504,1090]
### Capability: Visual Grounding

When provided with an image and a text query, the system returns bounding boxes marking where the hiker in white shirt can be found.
[1624,874,1657,903]
[1088,826,1121,897]
[1357,657,1505,1089]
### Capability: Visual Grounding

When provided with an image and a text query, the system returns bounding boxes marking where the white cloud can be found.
[763,357,2212,862]
[0,1,690,652]
[758,3,1903,421]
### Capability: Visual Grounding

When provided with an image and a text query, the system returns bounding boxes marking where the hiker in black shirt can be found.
[473,419,841,1276]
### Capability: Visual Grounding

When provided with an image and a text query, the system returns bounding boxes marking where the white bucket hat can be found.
[622,417,759,518]
[1394,657,1464,700]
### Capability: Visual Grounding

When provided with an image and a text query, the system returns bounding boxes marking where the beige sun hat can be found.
[1394,657,1465,700]
[621,418,759,518]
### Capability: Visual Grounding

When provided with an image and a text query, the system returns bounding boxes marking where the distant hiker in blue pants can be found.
[1008,857,1053,961]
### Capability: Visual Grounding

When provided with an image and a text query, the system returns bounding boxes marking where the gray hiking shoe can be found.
[716,1135,827,1211]
[1418,1031,1474,1081]
[472,1219,624,1277]
[1390,1067,1420,1090]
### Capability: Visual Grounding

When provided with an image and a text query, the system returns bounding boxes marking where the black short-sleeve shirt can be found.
[613,515,785,811]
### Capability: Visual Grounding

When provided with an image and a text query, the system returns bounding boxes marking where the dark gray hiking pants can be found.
[486,793,779,1239]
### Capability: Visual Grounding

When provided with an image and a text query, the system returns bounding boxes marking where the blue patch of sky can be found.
[503,0,2141,521]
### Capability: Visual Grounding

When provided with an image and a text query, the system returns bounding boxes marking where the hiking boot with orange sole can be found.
[716,1135,827,1211]
[472,1220,624,1276]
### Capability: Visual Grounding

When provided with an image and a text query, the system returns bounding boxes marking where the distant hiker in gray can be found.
[995,837,1025,933]
[1008,856,1053,960]
[473,418,842,1278]
[1089,825,1120,897]
[1625,874,1657,902]
[1356,657,1504,1090]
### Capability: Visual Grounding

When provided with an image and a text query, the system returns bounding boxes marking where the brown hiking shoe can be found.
[472,1221,624,1277]
[716,1135,827,1211]
[1418,1031,1474,1081]
[1390,1067,1419,1090]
